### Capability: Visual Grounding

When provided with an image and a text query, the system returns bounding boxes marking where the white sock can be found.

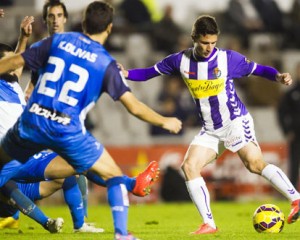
[262,164,300,202]
[186,177,216,229]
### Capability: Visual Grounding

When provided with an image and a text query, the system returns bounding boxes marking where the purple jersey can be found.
[154,47,256,130]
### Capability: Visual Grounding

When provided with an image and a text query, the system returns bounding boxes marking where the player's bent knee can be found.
[246,160,266,174]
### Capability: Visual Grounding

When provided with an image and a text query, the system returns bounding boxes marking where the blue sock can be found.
[63,176,84,229]
[87,172,136,192]
[1,181,48,226]
[11,211,20,220]
[77,175,88,218]
[86,171,106,187]
[123,175,136,192]
[106,177,129,235]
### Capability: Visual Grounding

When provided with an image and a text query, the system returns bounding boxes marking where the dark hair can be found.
[0,43,13,59]
[42,0,68,21]
[82,1,114,35]
[191,15,220,42]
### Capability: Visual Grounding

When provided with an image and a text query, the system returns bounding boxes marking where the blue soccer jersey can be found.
[21,32,130,137]
[2,32,131,172]
[154,47,256,131]
[0,77,56,186]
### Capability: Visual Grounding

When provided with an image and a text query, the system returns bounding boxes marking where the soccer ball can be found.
[253,204,285,233]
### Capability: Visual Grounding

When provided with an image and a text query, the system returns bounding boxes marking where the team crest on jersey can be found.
[213,67,221,78]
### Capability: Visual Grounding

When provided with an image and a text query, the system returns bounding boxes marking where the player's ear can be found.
[63,17,67,24]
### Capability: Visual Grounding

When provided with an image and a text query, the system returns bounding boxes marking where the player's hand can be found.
[20,16,34,38]
[162,117,182,134]
[117,63,129,78]
[0,9,4,18]
[276,73,292,86]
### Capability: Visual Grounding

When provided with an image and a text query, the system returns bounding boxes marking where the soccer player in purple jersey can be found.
[119,15,300,234]
[0,1,182,239]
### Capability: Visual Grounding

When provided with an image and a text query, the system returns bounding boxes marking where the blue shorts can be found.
[0,151,56,187]
[13,151,58,182]
[2,121,104,174]
[17,182,41,201]
[0,160,22,190]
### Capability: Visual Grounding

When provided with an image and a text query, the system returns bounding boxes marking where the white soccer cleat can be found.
[74,223,104,233]
[114,233,140,240]
[45,217,64,233]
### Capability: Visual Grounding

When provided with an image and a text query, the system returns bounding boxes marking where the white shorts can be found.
[190,114,259,154]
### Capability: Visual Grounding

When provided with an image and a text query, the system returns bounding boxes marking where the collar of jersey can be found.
[192,47,218,62]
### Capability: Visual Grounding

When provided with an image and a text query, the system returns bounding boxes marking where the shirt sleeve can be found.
[127,52,182,81]
[227,50,256,78]
[127,66,160,81]
[252,64,278,81]
[30,70,39,86]
[102,61,131,101]
[155,52,182,75]
[21,37,53,72]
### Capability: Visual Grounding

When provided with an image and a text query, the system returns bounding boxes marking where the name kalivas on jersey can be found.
[154,47,256,131]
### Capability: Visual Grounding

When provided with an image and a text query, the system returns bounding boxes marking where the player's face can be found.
[193,34,218,58]
[46,5,66,36]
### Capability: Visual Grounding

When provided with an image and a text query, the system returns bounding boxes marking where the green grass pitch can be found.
[1,201,300,240]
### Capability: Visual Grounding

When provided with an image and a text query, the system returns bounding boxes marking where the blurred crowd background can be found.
[0,0,299,146]
[1,0,299,202]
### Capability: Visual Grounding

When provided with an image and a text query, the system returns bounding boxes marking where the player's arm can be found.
[106,62,182,134]
[24,80,35,102]
[0,54,25,75]
[118,63,160,81]
[13,16,34,79]
[120,91,182,134]
[119,53,181,81]
[253,64,292,86]
[15,16,34,54]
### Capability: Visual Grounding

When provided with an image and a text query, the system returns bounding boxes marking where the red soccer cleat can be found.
[132,161,159,197]
[191,223,218,234]
[287,199,300,224]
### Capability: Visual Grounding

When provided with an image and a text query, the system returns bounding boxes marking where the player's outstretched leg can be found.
[44,218,64,233]
[261,164,300,224]
[288,199,300,224]
[76,175,89,218]
[86,161,160,197]
[132,161,159,197]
